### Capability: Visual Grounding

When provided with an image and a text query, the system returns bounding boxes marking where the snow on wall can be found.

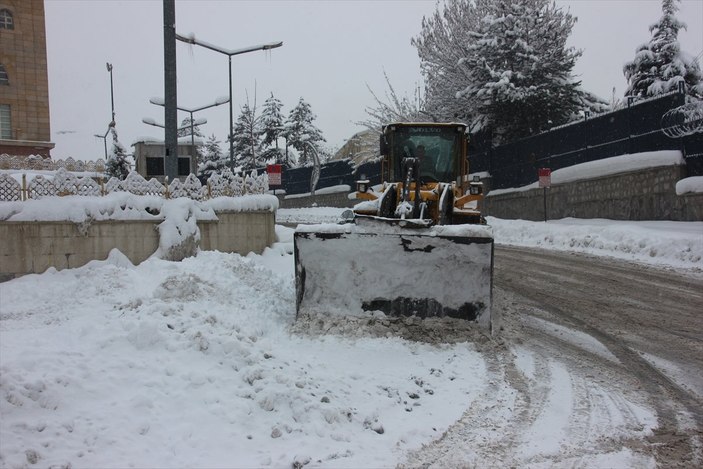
[0,193,279,260]
[489,150,684,196]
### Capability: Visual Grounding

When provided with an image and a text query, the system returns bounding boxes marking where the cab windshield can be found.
[392,126,462,183]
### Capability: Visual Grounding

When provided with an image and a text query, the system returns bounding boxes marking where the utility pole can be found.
[163,0,178,180]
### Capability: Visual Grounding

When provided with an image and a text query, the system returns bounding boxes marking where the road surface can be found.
[401,245,703,467]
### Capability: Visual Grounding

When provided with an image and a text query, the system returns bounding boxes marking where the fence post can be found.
[627,96,635,154]
[22,173,26,201]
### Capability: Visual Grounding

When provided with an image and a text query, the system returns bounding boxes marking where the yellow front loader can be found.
[294,123,494,331]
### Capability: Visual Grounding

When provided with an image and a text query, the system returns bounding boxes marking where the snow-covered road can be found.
[1,207,701,468]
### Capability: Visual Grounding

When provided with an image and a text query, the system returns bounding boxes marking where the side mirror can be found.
[379,135,389,156]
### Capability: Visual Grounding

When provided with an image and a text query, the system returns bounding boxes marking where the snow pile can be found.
[488,217,703,269]
[0,242,486,468]
[0,192,215,223]
[284,185,351,200]
[676,176,703,195]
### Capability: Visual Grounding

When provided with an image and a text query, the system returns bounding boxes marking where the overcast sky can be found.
[44,0,703,162]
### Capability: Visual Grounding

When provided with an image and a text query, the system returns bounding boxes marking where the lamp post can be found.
[94,130,109,160]
[142,117,205,132]
[95,63,116,161]
[106,62,115,125]
[149,96,229,166]
[174,33,282,169]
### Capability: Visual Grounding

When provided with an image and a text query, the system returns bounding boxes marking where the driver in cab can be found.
[416,144,435,178]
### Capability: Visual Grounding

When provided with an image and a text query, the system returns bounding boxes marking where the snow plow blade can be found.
[294,223,493,331]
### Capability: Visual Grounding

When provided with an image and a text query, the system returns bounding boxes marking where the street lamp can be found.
[142,117,206,132]
[149,96,229,165]
[94,129,109,160]
[106,62,115,125]
[95,62,116,161]
[174,33,282,169]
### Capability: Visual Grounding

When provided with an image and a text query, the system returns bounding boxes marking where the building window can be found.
[178,157,191,176]
[0,9,13,30]
[0,64,8,85]
[146,157,164,177]
[0,104,11,139]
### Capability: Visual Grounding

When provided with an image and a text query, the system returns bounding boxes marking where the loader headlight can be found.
[469,184,482,195]
[357,180,369,193]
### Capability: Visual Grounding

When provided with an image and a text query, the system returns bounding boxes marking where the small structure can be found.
[132,137,200,182]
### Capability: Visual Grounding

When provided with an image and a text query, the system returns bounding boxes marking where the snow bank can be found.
[676,176,703,195]
[0,193,278,223]
[488,217,703,269]
[0,248,486,468]
[277,207,701,271]
[284,185,351,199]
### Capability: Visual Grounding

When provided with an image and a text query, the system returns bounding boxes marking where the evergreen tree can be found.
[283,98,326,167]
[259,93,287,166]
[623,0,703,99]
[105,127,130,180]
[457,0,583,142]
[177,117,204,138]
[261,93,285,149]
[231,102,263,170]
[198,133,226,178]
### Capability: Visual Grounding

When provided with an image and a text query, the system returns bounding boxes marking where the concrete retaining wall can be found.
[483,165,703,221]
[0,210,275,281]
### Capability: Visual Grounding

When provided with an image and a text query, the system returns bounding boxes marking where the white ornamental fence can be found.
[0,168,269,202]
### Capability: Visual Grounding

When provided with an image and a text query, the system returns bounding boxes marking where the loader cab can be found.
[380,123,468,184]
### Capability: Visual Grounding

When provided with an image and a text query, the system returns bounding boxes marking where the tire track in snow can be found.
[496,245,703,467]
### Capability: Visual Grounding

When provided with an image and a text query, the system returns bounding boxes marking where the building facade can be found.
[0,0,53,157]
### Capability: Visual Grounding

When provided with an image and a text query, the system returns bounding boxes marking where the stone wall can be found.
[0,210,275,281]
[483,165,703,221]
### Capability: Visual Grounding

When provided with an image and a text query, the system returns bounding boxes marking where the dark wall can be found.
[469,90,701,190]
[277,90,700,195]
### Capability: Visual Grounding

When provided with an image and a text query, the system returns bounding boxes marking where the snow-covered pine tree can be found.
[261,93,284,150]
[458,0,583,143]
[259,93,287,165]
[198,133,226,178]
[284,98,326,167]
[105,127,130,180]
[623,0,703,100]
[231,102,263,171]
[177,117,204,138]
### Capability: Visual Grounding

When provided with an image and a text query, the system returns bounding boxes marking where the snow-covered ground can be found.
[278,206,703,271]
[1,205,701,468]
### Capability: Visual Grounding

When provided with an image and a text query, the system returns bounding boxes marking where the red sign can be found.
[267,164,282,186]
[538,168,551,188]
